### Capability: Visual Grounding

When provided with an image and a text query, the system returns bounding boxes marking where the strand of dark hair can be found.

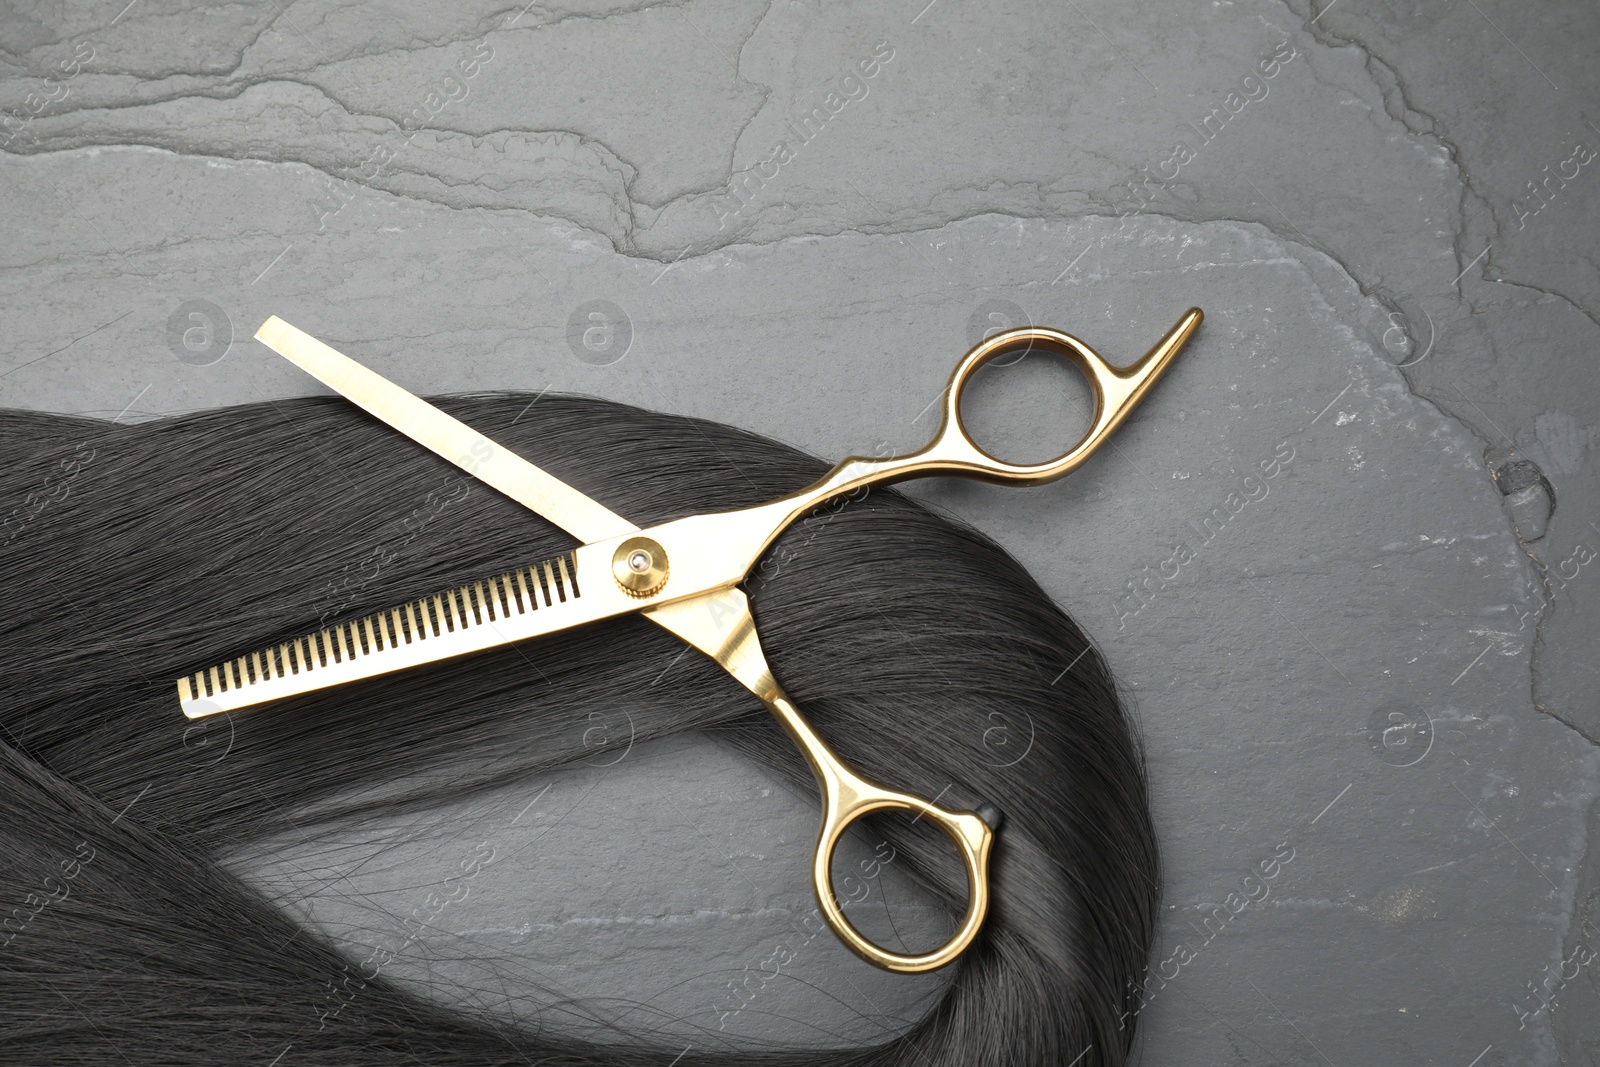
[0,394,1159,1065]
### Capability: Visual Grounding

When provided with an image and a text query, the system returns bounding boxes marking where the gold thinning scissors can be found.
[176,308,1202,973]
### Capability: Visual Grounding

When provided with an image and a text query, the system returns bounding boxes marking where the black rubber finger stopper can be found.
[974,802,1004,832]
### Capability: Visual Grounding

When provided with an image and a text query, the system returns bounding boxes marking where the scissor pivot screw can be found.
[612,537,669,598]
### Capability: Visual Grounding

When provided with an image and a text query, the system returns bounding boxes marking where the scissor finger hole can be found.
[826,808,963,957]
[956,343,1096,467]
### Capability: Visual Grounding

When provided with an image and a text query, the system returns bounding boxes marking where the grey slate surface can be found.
[3,0,1599,1062]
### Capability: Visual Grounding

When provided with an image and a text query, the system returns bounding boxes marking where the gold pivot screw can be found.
[612,537,669,597]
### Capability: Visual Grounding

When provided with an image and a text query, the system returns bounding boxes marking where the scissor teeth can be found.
[177,550,585,717]
[558,554,578,599]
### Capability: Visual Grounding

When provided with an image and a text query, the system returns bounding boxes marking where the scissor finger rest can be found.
[742,309,1204,545]
[752,685,995,974]
[811,765,995,974]
[923,308,1203,486]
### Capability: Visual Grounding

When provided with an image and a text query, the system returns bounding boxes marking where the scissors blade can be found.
[177,557,772,720]
[255,316,636,544]
[252,316,764,669]
[179,318,777,716]
[181,546,633,716]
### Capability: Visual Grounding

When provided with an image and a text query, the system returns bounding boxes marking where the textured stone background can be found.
[4,0,1599,1063]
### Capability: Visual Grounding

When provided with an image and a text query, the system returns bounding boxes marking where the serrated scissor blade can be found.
[179,548,637,718]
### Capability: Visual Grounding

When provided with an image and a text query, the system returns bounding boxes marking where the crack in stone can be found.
[9,10,1596,772]
[1264,0,1600,831]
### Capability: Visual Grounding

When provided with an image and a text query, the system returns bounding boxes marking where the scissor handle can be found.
[794,309,1200,501]
[752,687,993,973]
[909,308,1203,487]
[810,764,994,973]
